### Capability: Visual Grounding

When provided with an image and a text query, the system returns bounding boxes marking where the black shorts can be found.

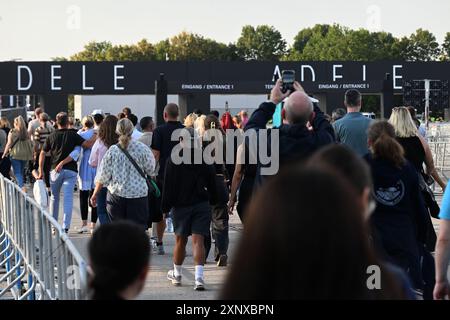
[172,201,212,237]
[106,192,149,230]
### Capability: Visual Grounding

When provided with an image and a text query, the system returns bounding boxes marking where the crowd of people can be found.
[1,79,450,300]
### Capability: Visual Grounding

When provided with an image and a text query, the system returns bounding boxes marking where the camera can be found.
[281,70,295,94]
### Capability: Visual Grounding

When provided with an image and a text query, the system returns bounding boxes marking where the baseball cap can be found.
[91,109,104,116]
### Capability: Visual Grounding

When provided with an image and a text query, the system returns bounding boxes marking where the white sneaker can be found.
[167,270,182,286]
[77,226,89,234]
[194,278,205,291]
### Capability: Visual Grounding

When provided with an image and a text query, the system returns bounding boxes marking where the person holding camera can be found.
[243,79,335,181]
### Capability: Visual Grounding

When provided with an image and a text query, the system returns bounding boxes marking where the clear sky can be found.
[1,0,449,61]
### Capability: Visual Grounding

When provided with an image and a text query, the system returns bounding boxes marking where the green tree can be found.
[391,36,411,60]
[154,39,171,60]
[346,30,399,60]
[404,29,441,61]
[51,57,68,61]
[299,24,350,60]
[70,40,155,61]
[236,25,287,60]
[291,24,330,57]
[441,32,450,61]
[289,25,400,61]
[166,31,234,60]
[70,41,114,61]
[106,39,155,61]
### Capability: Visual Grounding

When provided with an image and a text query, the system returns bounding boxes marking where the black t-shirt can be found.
[396,136,425,173]
[43,129,85,172]
[151,121,184,177]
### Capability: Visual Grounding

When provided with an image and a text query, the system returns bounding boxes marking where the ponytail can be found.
[115,118,134,149]
[368,120,405,168]
[118,134,132,149]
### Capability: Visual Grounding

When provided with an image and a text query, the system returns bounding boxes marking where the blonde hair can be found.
[184,113,198,128]
[194,115,206,137]
[82,116,94,129]
[13,116,28,140]
[116,118,134,149]
[0,116,11,129]
[388,107,418,138]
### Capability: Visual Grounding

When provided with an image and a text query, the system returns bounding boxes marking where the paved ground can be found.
[60,192,243,300]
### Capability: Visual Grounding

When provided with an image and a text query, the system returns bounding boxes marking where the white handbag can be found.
[33,179,48,208]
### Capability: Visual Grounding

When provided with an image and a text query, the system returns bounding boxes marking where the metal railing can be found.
[0,175,88,300]
[428,123,450,182]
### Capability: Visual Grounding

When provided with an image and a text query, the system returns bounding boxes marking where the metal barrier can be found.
[429,141,450,178]
[428,124,450,182]
[0,175,88,300]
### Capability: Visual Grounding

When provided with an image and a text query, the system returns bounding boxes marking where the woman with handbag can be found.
[90,118,155,229]
[389,107,446,252]
[389,107,447,192]
[2,116,33,190]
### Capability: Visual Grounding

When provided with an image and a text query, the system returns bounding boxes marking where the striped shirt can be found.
[34,123,54,153]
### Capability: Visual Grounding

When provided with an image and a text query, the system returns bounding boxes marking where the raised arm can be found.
[245,79,290,132]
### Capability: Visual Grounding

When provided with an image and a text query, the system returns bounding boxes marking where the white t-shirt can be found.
[131,128,143,140]
[28,119,40,140]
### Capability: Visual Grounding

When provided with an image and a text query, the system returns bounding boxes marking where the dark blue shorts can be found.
[172,201,211,237]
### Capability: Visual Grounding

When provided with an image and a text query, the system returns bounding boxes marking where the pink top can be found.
[89,139,108,168]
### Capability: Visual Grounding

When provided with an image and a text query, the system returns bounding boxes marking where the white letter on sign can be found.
[393,65,403,90]
[114,65,125,91]
[17,66,33,91]
[51,65,62,91]
[333,64,343,82]
[301,65,316,82]
[82,65,94,90]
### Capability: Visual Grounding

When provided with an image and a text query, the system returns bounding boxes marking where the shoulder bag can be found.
[117,145,160,198]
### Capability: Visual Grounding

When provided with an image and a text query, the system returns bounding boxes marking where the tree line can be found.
[54,24,450,62]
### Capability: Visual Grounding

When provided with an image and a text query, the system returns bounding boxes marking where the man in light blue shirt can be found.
[333,89,373,157]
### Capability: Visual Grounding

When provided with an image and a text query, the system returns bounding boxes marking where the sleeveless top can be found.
[396,136,425,172]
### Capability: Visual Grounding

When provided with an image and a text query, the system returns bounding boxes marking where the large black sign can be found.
[1,61,450,95]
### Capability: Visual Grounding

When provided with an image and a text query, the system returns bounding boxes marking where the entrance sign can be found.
[2,61,450,95]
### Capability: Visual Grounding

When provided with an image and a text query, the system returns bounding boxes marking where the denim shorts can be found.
[172,201,212,237]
